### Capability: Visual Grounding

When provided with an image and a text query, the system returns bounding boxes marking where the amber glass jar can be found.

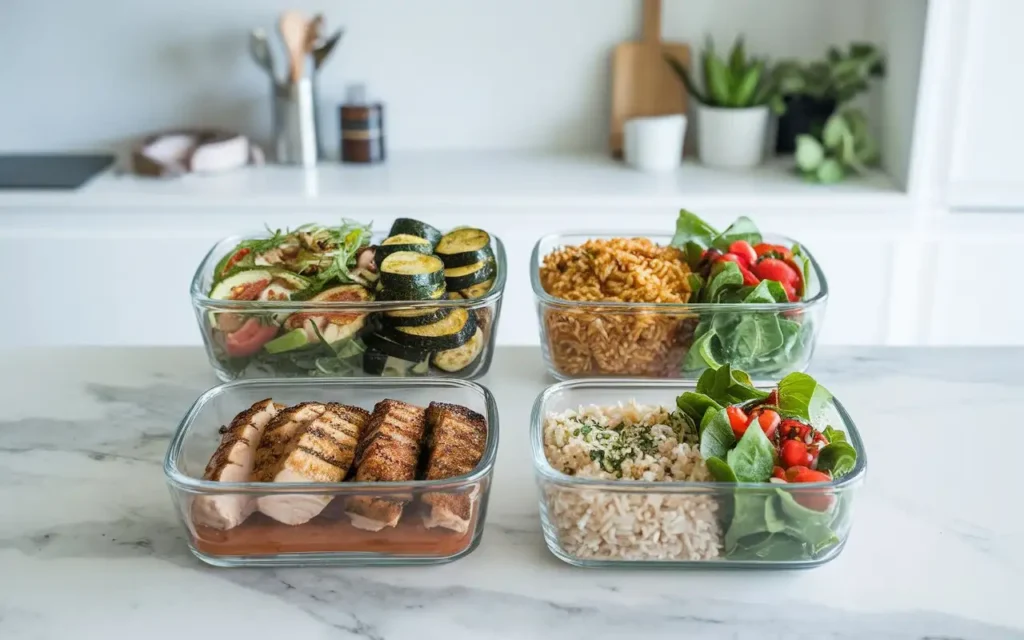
[339,84,385,164]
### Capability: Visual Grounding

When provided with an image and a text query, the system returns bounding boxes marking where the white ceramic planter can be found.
[695,104,770,169]
[623,114,687,173]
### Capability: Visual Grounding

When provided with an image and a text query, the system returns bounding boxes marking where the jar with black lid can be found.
[339,84,385,164]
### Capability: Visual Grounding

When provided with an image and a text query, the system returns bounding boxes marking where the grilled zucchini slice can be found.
[363,331,431,363]
[389,218,442,247]
[379,251,445,293]
[444,259,496,291]
[435,228,493,268]
[380,308,476,351]
[460,278,495,299]
[375,282,446,301]
[381,306,453,327]
[431,327,485,372]
[375,234,433,265]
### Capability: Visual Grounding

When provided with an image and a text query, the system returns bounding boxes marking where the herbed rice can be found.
[542,401,722,561]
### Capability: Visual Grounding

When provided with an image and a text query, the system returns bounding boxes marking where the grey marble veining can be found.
[0,347,1022,640]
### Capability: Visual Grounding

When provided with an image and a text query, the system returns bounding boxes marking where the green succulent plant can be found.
[773,43,885,104]
[665,37,783,112]
[795,108,879,184]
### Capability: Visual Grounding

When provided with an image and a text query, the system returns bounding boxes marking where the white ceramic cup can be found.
[623,114,687,173]
[695,103,770,169]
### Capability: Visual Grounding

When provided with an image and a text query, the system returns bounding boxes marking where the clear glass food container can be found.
[164,378,498,567]
[531,379,866,568]
[191,233,506,381]
[531,233,828,380]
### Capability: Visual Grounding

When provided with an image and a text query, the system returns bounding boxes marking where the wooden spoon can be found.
[279,10,309,83]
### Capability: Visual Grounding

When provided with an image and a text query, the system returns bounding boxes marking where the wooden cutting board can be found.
[609,0,690,156]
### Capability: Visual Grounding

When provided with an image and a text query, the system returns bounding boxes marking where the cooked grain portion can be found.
[539,238,693,376]
[345,399,427,531]
[421,402,488,533]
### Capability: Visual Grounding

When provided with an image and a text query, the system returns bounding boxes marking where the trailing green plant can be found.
[795,108,879,184]
[665,37,783,112]
[773,43,885,104]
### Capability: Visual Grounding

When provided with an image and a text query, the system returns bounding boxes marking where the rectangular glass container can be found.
[191,232,506,381]
[164,377,498,567]
[531,379,866,568]
[531,232,828,380]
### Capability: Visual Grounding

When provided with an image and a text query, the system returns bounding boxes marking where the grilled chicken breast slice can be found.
[256,403,370,525]
[346,399,427,531]
[192,399,281,530]
[421,402,488,533]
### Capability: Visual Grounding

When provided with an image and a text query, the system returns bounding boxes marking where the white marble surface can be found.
[0,346,1022,639]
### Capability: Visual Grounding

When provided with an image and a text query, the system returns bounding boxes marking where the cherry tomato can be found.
[781,281,798,302]
[788,468,835,511]
[754,243,793,260]
[784,465,810,482]
[753,258,800,287]
[784,257,805,297]
[772,466,787,481]
[727,406,749,440]
[715,254,761,286]
[728,240,757,268]
[781,439,813,468]
[225,318,278,357]
[756,409,781,439]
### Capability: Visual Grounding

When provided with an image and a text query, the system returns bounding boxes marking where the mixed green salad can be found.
[675,367,859,561]
[200,218,499,378]
[671,210,819,377]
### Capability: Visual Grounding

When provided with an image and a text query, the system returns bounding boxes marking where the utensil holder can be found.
[273,78,319,167]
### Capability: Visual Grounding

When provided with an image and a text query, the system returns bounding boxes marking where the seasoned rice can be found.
[542,402,722,561]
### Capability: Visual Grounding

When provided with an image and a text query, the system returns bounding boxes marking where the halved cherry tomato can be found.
[727,406,749,440]
[788,468,835,511]
[780,439,813,468]
[772,466,787,480]
[781,281,798,302]
[754,243,793,260]
[755,409,781,440]
[784,257,805,296]
[716,254,761,286]
[220,248,251,277]
[225,318,278,357]
[752,258,800,287]
[728,241,757,268]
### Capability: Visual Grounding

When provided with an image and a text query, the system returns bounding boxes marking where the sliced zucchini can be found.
[389,218,442,247]
[363,331,431,362]
[444,259,496,291]
[379,252,445,293]
[375,234,433,265]
[209,269,273,300]
[265,268,312,292]
[460,278,495,299]
[381,306,453,327]
[380,308,476,351]
[432,327,485,372]
[376,282,446,301]
[435,228,493,268]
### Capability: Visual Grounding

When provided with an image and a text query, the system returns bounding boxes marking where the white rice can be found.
[542,401,722,561]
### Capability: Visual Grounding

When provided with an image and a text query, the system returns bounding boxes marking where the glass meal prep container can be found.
[531,232,828,380]
[164,377,498,567]
[531,379,866,569]
[190,232,506,382]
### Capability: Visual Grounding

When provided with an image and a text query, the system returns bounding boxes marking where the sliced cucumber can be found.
[380,308,476,351]
[431,327,485,372]
[363,331,431,362]
[435,228,493,268]
[379,251,445,293]
[375,234,433,265]
[389,218,442,247]
[444,259,496,291]
[381,306,453,327]
[209,269,273,300]
[264,328,310,354]
[460,278,495,299]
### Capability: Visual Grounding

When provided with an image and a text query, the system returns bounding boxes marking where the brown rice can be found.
[539,238,694,376]
[541,402,722,561]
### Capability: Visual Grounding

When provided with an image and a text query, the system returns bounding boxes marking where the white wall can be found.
[2,0,877,156]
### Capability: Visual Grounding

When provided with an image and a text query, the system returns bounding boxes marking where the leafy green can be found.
[695,364,769,405]
[698,408,735,460]
[722,489,846,561]
[706,456,737,482]
[777,372,833,422]
[676,392,724,425]
[726,424,776,482]
[671,209,720,249]
[706,261,744,302]
[711,216,762,251]
[822,425,847,443]
[817,441,858,478]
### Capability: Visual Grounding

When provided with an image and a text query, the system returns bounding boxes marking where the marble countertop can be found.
[0,346,1021,639]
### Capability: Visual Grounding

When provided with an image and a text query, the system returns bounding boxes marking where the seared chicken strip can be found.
[256,403,369,525]
[193,399,282,530]
[346,399,427,531]
[421,402,488,533]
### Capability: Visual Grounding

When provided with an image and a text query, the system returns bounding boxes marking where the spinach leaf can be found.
[695,367,717,395]
[727,532,809,561]
[684,330,721,371]
[706,456,737,482]
[699,406,719,433]
[762,280,791,304]
[742,280,783,304]
[721,314,785,364]
[726,423,776,482]
[693,364,768,405]
[705,261,744,303]
[817,441,858,478]
[675,392,723,425]
[778,318,804,358]
[791,243,813,296]
[724,493,770,551]
[823,425,847,443]
[764,495,787,533]
[671,209,719,249]
[685,272,705,299]
[777,372,833,422]
[776,489,840,552]
[711,216,762,251]
[699,407,736,460]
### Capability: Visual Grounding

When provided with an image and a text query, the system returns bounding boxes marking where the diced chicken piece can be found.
[192,399,281,530]
[420,402,488,533]
[255,403,369,526]
[346,399,427,531]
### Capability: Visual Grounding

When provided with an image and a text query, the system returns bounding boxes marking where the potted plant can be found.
[794,108,879,183]
[665,37,781,169]
[772,43,885,154]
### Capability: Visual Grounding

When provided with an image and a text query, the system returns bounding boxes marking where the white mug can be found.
[623,114,687,173]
